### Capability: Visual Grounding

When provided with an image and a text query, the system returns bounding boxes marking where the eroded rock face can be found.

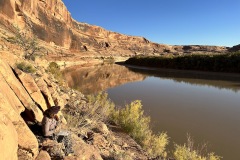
[0,59,43,122]
[15,69,48,111]
[0,113,18,160]
[0,0,228,59]
[15,119,39,159]
[35,77,55,107]
[0,81,39,159]
[0,73,25,114]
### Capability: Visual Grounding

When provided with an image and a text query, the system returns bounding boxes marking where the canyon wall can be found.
[0,0,228,58]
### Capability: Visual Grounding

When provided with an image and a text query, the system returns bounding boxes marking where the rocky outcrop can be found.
[15,69,48,111]
[15,119,39,159]
[0,113,18,160]
[0,56,71,159]
[35,150,51,160]
[0,72,39,159]
[69,134,103,160]
[35,77,55,107]
[0,59,43,122]
[0,0,228,60]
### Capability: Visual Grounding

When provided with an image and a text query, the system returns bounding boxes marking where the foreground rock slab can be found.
[0,113,18,160]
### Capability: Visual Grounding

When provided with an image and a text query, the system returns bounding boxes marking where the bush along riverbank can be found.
[125,52,240,73]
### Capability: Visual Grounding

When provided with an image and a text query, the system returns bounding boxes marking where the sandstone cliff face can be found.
[0,0,228,59]
[0,113,18,160]
[0,58,68,159]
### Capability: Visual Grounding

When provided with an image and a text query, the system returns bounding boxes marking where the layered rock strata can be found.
[0,59,67,159]
[0,0,228,60]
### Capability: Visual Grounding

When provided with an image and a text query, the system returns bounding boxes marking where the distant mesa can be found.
[228,44,240,52]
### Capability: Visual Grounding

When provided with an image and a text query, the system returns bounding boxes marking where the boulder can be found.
[18,148,35,160]
[0,89,39,159]
[0,73,25,114]
[41,74,67,124]
[0,59,43,122]
[15,119,39,159]
[44,77,66,109]
[35,77,55,107]
[15,69,48,111]
[35,150,51,160]
[93,122,110,135]
[71,134,103,160]
[0,113,18,160]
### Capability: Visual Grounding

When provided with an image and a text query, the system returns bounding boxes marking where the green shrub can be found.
[48,62,60,71]
[16,62,36,73]
[47,62,64,84]
[6,26,42,60]
[86,92,115,122]
[112,100,169,158]
[63,92,115,130]
[174,145,221,160]
[174,135,221,160]
[102,56,115,64]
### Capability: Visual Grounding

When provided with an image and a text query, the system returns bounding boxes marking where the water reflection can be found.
[63,64,146,94]
[125,65,240,92]
[64,64,240,94]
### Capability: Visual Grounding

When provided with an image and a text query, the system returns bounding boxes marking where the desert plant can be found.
[47,62,64,85]
[16,61,36,73]
[112,100,169,158]
[6,26,42,60]
[102,56,115,64]
[63,92,115,132]
[109,150,133,160]
[173,135,221,160]
[86,92,115,122]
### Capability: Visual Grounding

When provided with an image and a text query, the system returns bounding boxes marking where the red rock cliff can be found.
[0,0,228,57]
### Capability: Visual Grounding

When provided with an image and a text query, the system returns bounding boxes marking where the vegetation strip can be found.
[125,52,240,73]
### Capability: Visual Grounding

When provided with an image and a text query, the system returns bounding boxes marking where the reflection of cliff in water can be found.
[124,64,240,92]
[63,64,147,94]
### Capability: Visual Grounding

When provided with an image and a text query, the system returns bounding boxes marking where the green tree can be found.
[6,26,42,60]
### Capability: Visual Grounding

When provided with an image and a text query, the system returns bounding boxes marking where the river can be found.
[63,64,240,159]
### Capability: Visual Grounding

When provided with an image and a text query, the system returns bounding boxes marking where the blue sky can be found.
[62,0,240,47]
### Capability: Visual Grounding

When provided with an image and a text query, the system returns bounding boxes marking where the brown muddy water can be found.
[63,64,240,159]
